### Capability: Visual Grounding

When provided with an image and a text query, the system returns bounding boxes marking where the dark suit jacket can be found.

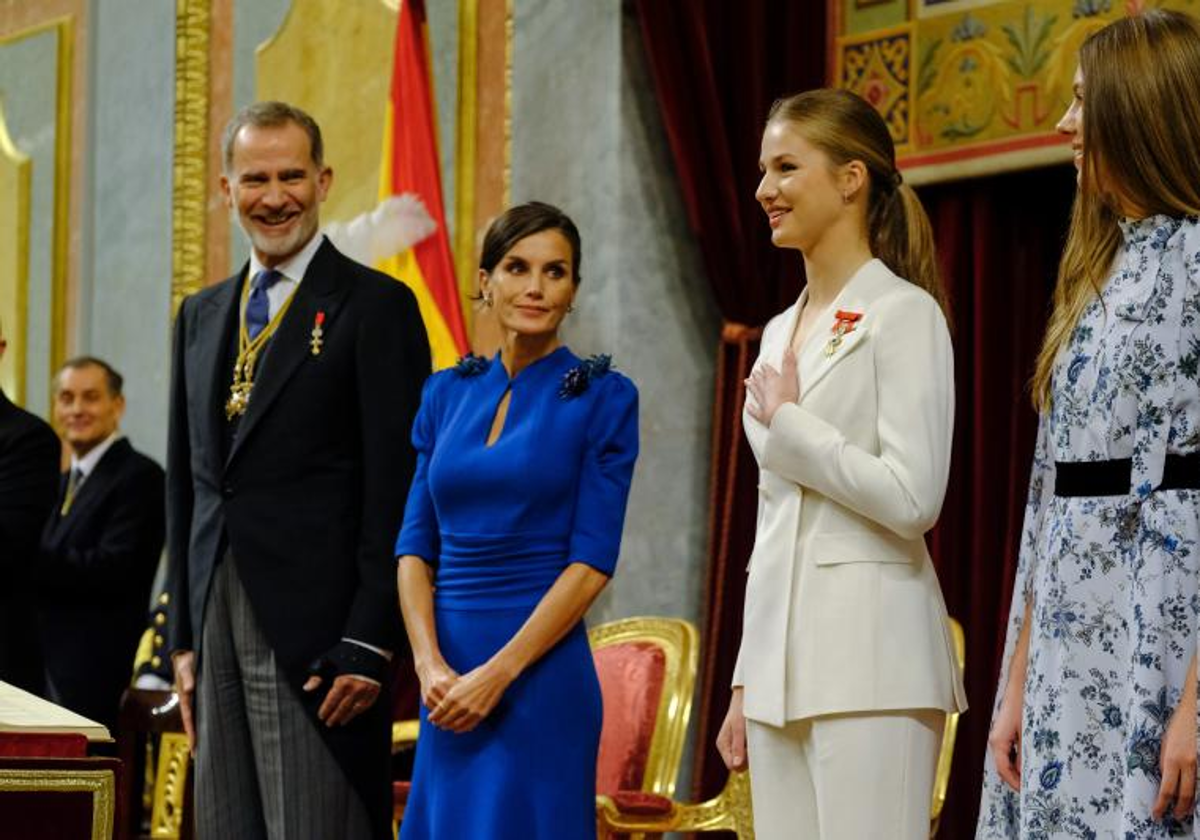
[38,438,165,729]
[165,238,429,835]
[0,390,60,692]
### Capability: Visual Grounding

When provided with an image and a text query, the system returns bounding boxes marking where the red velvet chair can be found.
[590,616,697,823]
[597,616,968,839]
[392,616,699,836]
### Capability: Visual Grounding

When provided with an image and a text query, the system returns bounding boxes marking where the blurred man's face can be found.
[54,365,124,457]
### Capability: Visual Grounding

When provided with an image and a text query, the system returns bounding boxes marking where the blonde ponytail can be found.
[873,181,950,322]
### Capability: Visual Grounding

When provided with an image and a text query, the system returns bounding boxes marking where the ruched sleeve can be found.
[394,372,446,565]
[567,374,640,576]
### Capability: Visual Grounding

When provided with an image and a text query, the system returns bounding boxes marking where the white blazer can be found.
[734,258,968,727]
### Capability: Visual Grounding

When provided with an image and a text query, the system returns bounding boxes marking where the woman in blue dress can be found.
[978,10,1200,838]
[395,201,639,839]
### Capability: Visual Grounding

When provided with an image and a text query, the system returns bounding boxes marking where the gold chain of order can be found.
[225,274,297,420]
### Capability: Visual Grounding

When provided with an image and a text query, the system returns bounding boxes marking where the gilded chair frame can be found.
[596,768,755,839]
[930,615,966,838]
[599,614,967,840]
[587,615,698,799]
[148,731,190,839]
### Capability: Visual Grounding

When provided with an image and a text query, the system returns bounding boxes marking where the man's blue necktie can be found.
[246,269,283,340]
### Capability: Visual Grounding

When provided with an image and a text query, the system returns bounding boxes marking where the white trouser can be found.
[745,709,944,840]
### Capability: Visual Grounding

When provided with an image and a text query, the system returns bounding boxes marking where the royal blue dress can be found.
[395,346,638,840]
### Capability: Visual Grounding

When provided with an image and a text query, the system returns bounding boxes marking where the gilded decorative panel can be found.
[255,0,398,227]
[0,767,116,840]
[831,0,1199,183]
[843,0,906,36]
[0,18,71,413]
[839,26,912,148]
[0,98,30,404]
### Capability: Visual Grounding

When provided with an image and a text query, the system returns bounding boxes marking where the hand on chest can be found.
[744,307,876,463]
[781,308,872,410]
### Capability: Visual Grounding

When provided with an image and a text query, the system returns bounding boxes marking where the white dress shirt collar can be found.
[246,233,326,322]
[248,231,326,286]
[72,431,123,481]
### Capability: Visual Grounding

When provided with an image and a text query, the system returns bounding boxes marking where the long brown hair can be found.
[1031,9,1200,410]
[767,88,949,318]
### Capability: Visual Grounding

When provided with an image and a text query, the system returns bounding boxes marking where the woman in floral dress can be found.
[978,10,1200,838]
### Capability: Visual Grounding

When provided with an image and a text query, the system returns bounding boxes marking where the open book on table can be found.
[0,680,112,742]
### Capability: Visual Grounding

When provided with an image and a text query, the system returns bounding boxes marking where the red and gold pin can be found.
[823,309,862,357]
[310,311,325,356]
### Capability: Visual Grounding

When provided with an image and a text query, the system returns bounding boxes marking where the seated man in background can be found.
[0,323,60,693]
[38,356,165,730]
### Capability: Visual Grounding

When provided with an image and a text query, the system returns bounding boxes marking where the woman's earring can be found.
[567,303,575,314]
[484,293,493,307]
[842,191,851,205]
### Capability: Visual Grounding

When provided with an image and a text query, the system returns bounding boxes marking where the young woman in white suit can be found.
[715,88,967,840]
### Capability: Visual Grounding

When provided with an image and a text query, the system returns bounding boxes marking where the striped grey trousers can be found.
[194,556,373,840]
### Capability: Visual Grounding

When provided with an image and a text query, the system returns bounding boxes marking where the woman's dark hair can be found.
[479,201,582,283]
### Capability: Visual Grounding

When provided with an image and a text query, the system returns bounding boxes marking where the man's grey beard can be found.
[230,210,317,263]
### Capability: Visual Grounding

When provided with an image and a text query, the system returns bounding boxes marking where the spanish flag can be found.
[379,0,468,369]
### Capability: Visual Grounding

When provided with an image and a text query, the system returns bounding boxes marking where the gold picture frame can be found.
[0,14,73,406]
[0,766,116,840]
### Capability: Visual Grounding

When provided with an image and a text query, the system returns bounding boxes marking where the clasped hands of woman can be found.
[416,654,517,733]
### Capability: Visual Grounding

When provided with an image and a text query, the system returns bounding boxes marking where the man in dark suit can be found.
[165,101,430,839]
[38,356,165,730]
[0,327,60,693]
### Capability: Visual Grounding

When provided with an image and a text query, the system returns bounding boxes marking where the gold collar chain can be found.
[225,274,297,420]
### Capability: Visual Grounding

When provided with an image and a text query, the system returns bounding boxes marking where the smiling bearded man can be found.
[164,101,431,840]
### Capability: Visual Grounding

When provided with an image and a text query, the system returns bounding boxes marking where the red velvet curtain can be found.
[635,3,1079,837]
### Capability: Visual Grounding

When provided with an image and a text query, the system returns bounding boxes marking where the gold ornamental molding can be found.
[172,0,210,315]
[0,767,116,840]
[502,0,511,208]
[454,0,479,311]
[149,731,191,839]
[0,96,30,405]
[0,14,73,398]
[48,15,71,379]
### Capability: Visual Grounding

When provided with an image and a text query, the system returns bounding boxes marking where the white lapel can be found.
[798,259,889,403]
[763,293,804,373]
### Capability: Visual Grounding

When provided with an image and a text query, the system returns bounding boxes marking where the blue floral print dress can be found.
[977,215,1200,838]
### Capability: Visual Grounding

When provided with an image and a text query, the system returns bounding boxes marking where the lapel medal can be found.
[823,310,863,358]
[310,311,325,356]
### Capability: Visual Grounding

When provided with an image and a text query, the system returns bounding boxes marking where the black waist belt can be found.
[1055,452,1200,497]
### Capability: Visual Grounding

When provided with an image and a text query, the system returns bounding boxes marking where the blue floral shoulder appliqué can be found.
[558,354,613,399]
[453,352,490,377]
